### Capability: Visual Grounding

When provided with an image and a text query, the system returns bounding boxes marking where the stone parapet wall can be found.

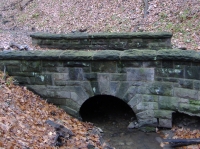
[30,32,172,50]
[1,49,200,128]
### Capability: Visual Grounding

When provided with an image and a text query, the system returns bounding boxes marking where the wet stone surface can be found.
[80,95,162,149]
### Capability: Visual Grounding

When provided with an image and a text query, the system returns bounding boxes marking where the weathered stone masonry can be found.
[1,32,200,128]
[30,32,172,50]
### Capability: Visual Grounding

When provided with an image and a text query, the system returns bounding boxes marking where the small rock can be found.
[97,127,103,133]
[178,47,187,50]
[87,144,95,149]
[127,121,139,129]
[118,142,125,145]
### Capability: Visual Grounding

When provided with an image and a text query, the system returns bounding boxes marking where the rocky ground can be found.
[0,0,200,51]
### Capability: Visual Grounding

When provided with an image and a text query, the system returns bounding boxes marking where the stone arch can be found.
[79,94,136,122]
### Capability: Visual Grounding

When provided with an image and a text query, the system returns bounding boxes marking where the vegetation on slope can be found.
[0,0,199,50]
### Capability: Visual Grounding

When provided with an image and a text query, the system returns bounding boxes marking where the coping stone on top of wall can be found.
[0,49,200,62]
[30,32,172,50]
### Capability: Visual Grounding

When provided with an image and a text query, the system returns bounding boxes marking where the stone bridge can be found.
[1,32,200,128]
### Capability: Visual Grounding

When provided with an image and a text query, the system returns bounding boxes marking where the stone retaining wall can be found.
[1,49,200,128]
[30,32,172,50]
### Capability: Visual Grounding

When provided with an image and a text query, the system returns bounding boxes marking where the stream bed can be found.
[80,95,162,149]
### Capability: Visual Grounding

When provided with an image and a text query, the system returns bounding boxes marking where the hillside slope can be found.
[0,0,199,50]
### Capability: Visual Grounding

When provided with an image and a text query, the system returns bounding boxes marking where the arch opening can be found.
[172,112,200,129]
[79,95,136,126]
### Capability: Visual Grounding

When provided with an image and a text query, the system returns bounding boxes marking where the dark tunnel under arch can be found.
[79,95,136,123]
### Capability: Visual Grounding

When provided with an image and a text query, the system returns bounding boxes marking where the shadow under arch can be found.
[79,95,136,125]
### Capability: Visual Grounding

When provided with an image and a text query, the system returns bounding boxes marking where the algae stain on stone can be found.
[40,75,44,82]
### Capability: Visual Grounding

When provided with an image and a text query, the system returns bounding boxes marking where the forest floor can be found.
[0,0,199,50]
[0,71,108,148]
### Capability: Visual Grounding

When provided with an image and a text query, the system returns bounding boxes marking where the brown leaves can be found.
[0,0,200,50]
[161,127,200,149]
[0,71,103,148]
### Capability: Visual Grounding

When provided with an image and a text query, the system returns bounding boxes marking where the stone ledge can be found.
[30,32,172,50]
[0,49,200,62]
[30,32,172,39]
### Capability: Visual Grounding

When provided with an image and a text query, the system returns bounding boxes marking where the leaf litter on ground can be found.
[0,71,105,149]
[0,0,199,51]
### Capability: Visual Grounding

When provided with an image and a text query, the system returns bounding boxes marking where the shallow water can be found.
[86,112,162,149]
[80,95,162,149]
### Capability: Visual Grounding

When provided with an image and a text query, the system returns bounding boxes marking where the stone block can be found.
[93,50,121,60]
[91,61,117,73]
[65,98,81,111]
[159,96,178,110]
[128,94,158,108]
[70,92,84,105]
[55,67,69,73]
[133,102,158,113]
[178,79,193,89]
[137,118,158,127]
[115,82,130,99]
[123,86,138,102]
[52,73,69,81]
[155,68,184,78]
[34,73,52,85]
[110,81,120,96]
[63,61,90,67]
[42,61,63,67]
[97,73,110,95]
[174,61,191,69]
[80,81,94,97]
[91,39,107,45]
[128,94,143,108]
[154,110,173,119]
[69,68,85,80]
[8,71,34,77]
[60,50,94,61]
[155,68,168,77]
[162,77,178,82]
[148,82,173,96]
[136,110,155,120]
[84,73,97,81]
[110,73,126,81]
[128,39,144,48]
[120,61,143,68]
[193,80,200,90]
[185,66,200,80]
[157,49,196,61]
[143,61,162,68]
[21,60,41,72]
[13,76,34,85]
[179,103,200,116]
[6,66,21,74]
[159,119,172,128]
[54,91,71,98]
[27,85,47,97]
[124,85,151,102]
[90,81,100,95]
[168,69,184,78]
[174,88,198,100]
[142,94,158,102]
[109,39,128,50]
[120,50,157,61]
[0,60,21,66]
[70,86,89,102]
[126,68,154,81]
